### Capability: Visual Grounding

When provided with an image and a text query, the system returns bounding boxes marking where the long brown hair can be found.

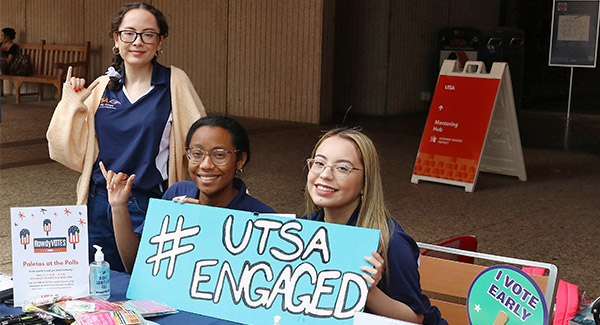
[305,127,392,274]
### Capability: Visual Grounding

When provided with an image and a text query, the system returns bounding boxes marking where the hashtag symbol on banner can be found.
[146,215,200,279]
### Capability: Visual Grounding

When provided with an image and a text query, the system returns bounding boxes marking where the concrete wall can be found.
[1,0,334,123]
[2,0,500,122]
[334,0,501,116]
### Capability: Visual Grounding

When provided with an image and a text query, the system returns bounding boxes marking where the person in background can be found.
[303,127,447,324]
[101,115,275,273]
[0,27,19,74]
[46,2,205,272]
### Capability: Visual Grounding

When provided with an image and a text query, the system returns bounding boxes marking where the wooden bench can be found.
[417,242,558,324]
[0,40,90,103]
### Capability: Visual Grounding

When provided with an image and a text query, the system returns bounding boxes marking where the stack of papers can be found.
[0,273,13,301]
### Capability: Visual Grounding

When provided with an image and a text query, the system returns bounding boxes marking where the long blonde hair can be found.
[305,127,392,274]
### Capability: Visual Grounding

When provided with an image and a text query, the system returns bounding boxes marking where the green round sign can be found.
[467,265,548,324]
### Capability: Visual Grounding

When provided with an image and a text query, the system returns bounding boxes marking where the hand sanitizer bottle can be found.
[89,244,110,299]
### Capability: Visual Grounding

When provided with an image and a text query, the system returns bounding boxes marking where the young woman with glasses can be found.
[304,128,447,324]
[101,115,275,273]
[47,2,205,272]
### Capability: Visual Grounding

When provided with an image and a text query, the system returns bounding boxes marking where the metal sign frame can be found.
[549,0,600,68]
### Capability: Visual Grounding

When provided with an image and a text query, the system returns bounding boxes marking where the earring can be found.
[112,46,119,55]
[155,49,164,57]
[235,169,243,177]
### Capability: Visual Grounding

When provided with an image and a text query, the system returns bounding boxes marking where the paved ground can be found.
[1,95,599,300]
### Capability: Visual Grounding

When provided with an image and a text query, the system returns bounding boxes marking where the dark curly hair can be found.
[2,28,16,40]
[107,3,169,90]
[185,115,251,167]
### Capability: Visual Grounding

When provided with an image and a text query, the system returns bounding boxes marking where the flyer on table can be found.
[10,205,89,307]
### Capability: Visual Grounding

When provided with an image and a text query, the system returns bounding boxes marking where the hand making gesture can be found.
[64,65,99,96]
[99,161,136,208]
[99,161,139,274]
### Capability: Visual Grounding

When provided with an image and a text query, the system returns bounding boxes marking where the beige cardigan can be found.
[47,66,205,204]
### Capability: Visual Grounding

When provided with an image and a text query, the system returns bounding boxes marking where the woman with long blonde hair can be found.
[304,127,446,324]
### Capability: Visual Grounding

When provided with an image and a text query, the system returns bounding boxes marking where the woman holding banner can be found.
[102,115,275,273]
[303,127,446,324]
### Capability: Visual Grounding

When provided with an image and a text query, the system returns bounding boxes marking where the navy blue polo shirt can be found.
[304,208,447,324]
[134,178,276,237]
[92,61,172,196]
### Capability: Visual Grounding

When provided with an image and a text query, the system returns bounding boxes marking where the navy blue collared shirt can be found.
[134,178,276,237]
[92,61,172,196]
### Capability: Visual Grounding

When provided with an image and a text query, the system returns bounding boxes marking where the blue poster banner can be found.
[127,199,381,324]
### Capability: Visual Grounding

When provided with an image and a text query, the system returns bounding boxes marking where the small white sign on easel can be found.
[10,205,89,306]
[478,62,527,182]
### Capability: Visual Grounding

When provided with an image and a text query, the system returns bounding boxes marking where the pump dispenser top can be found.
[93,244,104,262]
[90,244,110,299]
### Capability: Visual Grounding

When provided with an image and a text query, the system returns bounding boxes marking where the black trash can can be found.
[438,27,481,70]
[478,27,525,111]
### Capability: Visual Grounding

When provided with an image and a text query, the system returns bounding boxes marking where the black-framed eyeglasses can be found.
[186,148,239,166]
[306,158,361,178]
[117,30,161,44]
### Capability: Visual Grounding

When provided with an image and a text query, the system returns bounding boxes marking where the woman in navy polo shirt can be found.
[303,128,447,324]
[47,3,205,272]
[101,115,275,273]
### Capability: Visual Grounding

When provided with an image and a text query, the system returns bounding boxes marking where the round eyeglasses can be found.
[187,148,239,166]
[306,158,361,178]
[117,30,161,44]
